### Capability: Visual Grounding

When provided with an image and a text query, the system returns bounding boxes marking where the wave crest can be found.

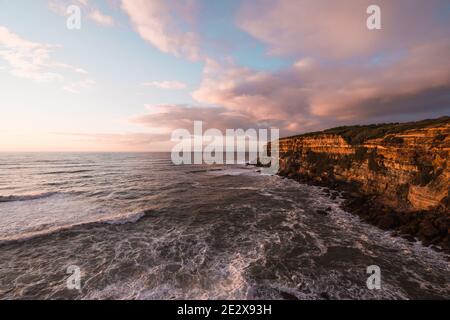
[0,210,150,245]
[0,192,58,203]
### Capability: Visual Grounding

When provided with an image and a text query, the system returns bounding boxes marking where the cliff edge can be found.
[276,116,450,252]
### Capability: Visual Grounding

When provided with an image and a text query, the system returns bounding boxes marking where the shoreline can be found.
[277,171,450,255]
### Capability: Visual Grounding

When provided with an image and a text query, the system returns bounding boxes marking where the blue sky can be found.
[0,0,449,151]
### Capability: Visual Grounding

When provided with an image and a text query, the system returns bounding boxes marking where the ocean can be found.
[0,153,448,299]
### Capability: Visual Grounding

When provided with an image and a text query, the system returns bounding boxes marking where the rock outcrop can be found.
[275,116,450,252]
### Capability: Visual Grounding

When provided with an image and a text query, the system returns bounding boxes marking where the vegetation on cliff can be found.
[291,116,449,145]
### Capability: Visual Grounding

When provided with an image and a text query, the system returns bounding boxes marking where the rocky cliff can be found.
[276,116,450,251]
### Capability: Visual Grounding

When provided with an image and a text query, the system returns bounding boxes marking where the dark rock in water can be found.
[279,290,299,300]
[429,245,444,253]
[165,264,182,272]
[316,210,328,216]
[342,195,450,253]
[399,224,417,235]
[435,216,449,233]
[378,214,396,229]
[439,235,450,252]
[320,292,331,300]
[419,219,440,238]
[325,206,332,212]
[401,234,417,243]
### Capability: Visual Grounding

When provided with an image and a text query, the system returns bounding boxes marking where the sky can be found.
[0,0,449,152]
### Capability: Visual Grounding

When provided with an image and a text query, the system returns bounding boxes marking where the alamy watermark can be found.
[65,4,380,31]
[366,265,381,290]
[66,5,81,30]
[66,265,81,291]
[367,4,381,30]
[170,121,279,174]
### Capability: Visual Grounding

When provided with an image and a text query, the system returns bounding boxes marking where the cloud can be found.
[237,0,449,60]
[48,0,69,16]
[120,0,201,60]
[126,103,292,151]
[0,26,61,82]
[88,9,115,27]
[48,0,115,27]
[192,39,450,134]
[142,80,187,90]
[55,105,245,150]
[131,104,262,133]
[0,25,90,85]
[192,59,319,135]
[306,41,450,120]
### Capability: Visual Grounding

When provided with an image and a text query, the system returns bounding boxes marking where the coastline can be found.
[278,171,450,255]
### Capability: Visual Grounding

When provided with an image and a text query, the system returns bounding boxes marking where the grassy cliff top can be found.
[285,116,449,145]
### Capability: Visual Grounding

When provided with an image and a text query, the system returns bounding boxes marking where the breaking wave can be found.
[0,210,150,245]
[0,192,59,203]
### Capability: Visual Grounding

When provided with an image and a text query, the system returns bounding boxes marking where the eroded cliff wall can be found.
[277,118,450,212]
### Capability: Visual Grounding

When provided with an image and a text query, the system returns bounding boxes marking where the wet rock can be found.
[316,210,328,216]
[399,224,417,235]
[279,290,299,300]
[401,234,417,243]
[438,235,450,251]
[419,220,440,239]
[165,264,182,272]
[320,292,331,300]
[378,214,396,229]
[434,216,449,233]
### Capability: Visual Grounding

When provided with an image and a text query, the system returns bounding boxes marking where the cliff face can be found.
[277,117,450,213]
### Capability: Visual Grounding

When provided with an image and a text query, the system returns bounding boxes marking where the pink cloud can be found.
[48,0,115,27]
[142,80,187,90]
[120,0,201,60]
[131,104,260,133]
[187,0,450,134]
[88,9,115,27]
[0,26,92,86]
[237,0,448,60]
[191,38,450,134]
